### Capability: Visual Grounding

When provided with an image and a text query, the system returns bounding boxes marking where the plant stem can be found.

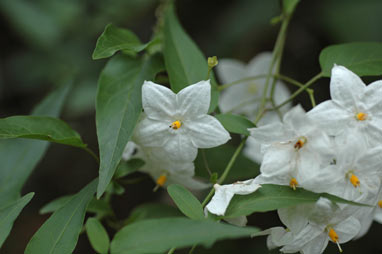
[168,247,176,254]
[308,89,316,107]
[218,74,269,91]
[274,72,323,110]
[83,147,100,164]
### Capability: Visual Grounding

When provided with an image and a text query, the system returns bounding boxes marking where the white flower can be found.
[134,80,231,162]
[307,134,382,201]
[205,179,261,216]
[280,198,361,254]
[249,105,332,191]
[308,65,382,147]
[217,52,291,120]
[121,141,209,190]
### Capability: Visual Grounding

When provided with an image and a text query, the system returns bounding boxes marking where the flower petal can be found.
[330,65,366,108]
[216,59,247,84]
[307,100,351,136]
[334,216,361,243]
[142,81,177,120]
[162,133,198,162]
[363,80,382,113]
[185,115,231,148]
[249,122,294,144]
[176,80,211,117]
[134,118,172,147]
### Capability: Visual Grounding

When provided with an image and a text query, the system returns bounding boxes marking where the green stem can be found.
[168,247,176,254]
[218,74,269,91]
[274,72,323,110]
[83,147,100,164]
[308,89,316,107]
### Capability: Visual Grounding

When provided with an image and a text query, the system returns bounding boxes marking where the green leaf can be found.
[25,179,97,254]
[0,116,86,148]
[195,145,260,183]
[92,24,155,60]
[124,203,183,225]
[319,42,382,77]
[0,84,70,208]
[283,0,300,14]
[40,196,113,217]
[110,217,259,254]
[167,184,204,220]
[86,218,110,254]
[224,184,369,218]
[39,195,72,214]
[215,114,255,136]
[0,193,34,247]
[96,54,164,198]
[114,158,145,179]
[163,5,219,112]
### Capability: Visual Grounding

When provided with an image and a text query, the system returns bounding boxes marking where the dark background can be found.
[1,0,382,253]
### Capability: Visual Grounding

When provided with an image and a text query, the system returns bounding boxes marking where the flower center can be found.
[349,173,360,188]
[289,178,298,190]
[156,174,167,186]
[169,120,182,129]
[294,136,307,150]
[327,227,343,253]
[378,200,382,208]
[356,112,368,121]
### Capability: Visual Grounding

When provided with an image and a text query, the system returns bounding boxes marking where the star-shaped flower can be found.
[308,65,382,147]
[134,80,231,162]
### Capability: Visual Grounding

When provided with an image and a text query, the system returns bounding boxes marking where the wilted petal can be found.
[206,179,261,216]
[330,65,366,108]
[186,115,231,148]
[177,80,211,117]
[142,81,177,120]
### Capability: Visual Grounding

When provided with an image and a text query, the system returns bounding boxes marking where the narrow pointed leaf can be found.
[96,54,164,198]
[0,193,34,247]
[110,217,259,254]
[25,179,97,254]
[0,85,70,224]
[86,218,110,254]
[0,116,86,148]
[319,42,382,77]
[92,24,156,60]
[163,5,218,112]
[114,159,145,179]
[224,184,369,218]
[39,195,72,214]
[167,184,204,220]
[215,114,255,136]
[124,203,182,225]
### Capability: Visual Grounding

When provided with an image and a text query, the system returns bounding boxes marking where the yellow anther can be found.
[156,175,167,187]
[289,178,298,190]
[378,200,382,208]
[294,136,307,150]
[356,112,368,121]
[328,227,343,253]
[169,120,182,130]
[349,173,360,188]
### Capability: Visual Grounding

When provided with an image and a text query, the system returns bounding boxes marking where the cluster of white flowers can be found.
[206,64,382,254]
[122,80,231,190]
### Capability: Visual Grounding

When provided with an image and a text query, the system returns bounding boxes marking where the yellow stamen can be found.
[294,136,307,150]
[328,227,342,253]
[349,173,360,188]
[378,200,382,208]
[156,175,167,186]
[153,174,167,192]
[356,112,368,121]
[289,178,298,190]
[169,120,182,129]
